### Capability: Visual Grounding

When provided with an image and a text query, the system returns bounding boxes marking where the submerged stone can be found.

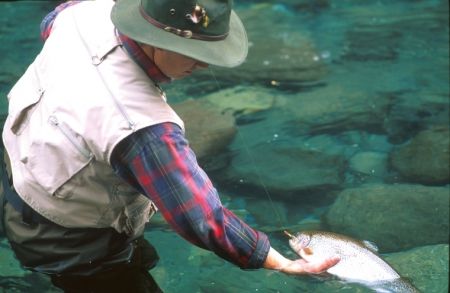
[172,99,236,161]
[225,142,346,200]
[349,151,389,179]
[280,84,392,136]
[390,126,450,185]
[324,183,449,252]
[203,86,275,116]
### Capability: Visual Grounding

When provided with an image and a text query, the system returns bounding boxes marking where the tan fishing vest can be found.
[2,0,184,238]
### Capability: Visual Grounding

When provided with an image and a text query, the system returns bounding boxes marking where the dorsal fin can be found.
[362,240,379,252]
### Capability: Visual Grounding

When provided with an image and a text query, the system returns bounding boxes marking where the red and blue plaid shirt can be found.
[40,1,270,269]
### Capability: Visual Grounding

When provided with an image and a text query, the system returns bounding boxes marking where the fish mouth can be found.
[288,232,311,255]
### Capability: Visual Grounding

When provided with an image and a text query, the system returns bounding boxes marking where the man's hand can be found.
[263,247,340,275]
[279,257,340,275]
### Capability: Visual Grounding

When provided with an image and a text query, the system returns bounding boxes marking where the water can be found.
[0,0,448,292]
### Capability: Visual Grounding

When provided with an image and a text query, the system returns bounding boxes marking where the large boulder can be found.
[390,126,450,185]
[225,142,346,200]
[383,92,449,144]
[349,151,389,182]
[324,183,449,252]
[203,86,276,116]
[279,84,393,135]
[172,99,236,162]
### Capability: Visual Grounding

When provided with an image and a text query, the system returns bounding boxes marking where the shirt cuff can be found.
[245,231,271,269]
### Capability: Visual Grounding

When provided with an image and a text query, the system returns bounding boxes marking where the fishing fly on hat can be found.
[111,0,248,67]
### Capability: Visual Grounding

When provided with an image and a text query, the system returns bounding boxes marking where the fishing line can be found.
[208,68,288,232]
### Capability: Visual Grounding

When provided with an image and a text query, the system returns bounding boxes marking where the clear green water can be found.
[0,0,448,292]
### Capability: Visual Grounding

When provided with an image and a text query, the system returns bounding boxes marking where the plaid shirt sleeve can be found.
[40,1,83,41]
[110,123,270,269]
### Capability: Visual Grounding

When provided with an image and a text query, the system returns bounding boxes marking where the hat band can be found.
[139,4,228,41]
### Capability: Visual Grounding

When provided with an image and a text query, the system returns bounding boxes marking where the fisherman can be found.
[1,0,339,292]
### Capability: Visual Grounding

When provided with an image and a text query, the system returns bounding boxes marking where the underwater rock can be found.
[203,86,276,116]
[324,183,449,252]
[172,99,236,161]
[349,151,389,181]
[382,91,449,144]
[280,84,392,136]
[385,244,449,293]
[389,126,450,185]
[225,142,345,200]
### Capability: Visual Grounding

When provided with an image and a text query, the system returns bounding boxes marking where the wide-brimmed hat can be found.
[111,0,248,67]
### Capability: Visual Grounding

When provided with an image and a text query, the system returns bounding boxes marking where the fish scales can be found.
[301,232,400,282]
[288,230,421,293]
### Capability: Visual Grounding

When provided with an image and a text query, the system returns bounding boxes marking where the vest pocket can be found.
[24,114,94,198]
[48,115,93,160]
[8,65,44,135]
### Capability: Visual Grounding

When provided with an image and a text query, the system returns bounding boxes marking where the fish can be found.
[285,230,421,293]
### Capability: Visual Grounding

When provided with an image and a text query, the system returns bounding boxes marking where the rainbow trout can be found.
[286,230,420,293]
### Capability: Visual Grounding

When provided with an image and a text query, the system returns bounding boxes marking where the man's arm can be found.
[111,122,269,269]
[111,122,339,273]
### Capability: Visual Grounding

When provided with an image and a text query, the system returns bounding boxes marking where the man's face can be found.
[153,48,209,79]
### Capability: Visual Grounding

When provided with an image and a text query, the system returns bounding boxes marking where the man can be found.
[1,0,339,292]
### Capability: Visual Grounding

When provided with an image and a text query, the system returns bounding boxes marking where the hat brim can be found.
[111,0,248,68]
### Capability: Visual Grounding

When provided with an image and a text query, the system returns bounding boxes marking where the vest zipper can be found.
[48,115,93,160]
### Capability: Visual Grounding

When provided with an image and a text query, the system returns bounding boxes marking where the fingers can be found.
[281,256,340,275]
[305,256,340,274]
